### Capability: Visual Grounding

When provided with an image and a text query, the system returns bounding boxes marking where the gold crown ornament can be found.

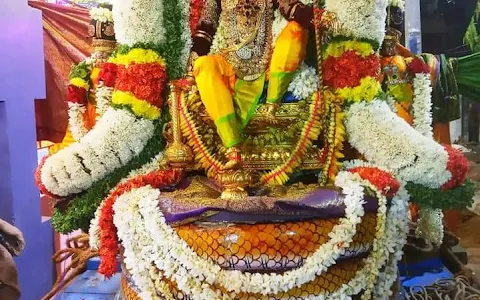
[88,4,116,53]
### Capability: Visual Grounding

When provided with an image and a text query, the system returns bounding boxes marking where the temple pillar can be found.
[0,1,54,299]
[405,0,422,53]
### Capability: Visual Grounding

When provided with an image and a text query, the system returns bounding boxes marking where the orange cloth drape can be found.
[29,1,91,143]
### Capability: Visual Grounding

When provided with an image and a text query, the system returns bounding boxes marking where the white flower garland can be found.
[411,73,433,139]
[112,0,165,46]
[89,198,106,250]
[415,207,444,246]
[179,0,193,75]
[325,0,388,44]
[115,180,366,297]
[94,82,113,118]
[326,172,409,300]
[40,107,155,197]
[410,73,444,246]
[68,102,88,141]
[112,169,409,299]
[113,187,160,300]
[345,100,451,189]
[89,151,165,250]
[90,7,113,23]
[288,64,319,100]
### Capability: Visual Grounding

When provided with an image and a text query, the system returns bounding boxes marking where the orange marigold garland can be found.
[98,169,183,277]
[115,63,168,107]
[323,51,380,89]
[349,167,400,197]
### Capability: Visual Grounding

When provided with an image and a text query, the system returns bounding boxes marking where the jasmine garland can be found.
[40,108,155,197]
[345,100,451,189]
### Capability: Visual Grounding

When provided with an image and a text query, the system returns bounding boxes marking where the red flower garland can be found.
[189,0,205,34]
[98,169,183,277]
[115,63,167,107]
[349,167,400,197]
[67,85,88,105]
[441,145,468,191]
[323,51,381,90]
[98,62,118,87]
[35,157,62,199]
[407,57,430,75]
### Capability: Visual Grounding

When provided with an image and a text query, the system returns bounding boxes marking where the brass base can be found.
[216,169,255,201]
[165,142,193,169]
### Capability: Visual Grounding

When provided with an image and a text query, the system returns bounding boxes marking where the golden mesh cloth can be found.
[175,213,377,271]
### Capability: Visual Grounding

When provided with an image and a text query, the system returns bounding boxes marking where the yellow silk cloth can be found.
[48,128,75,155]
[29,1,91,143]
[194,21,308,147]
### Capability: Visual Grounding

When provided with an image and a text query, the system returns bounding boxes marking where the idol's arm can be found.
[276,0,314,29]
[191,0,221,56]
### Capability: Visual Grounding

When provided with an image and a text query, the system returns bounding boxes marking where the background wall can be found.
[0,1,54,299]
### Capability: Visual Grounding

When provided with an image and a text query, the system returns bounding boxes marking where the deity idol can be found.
[189,0,316,170]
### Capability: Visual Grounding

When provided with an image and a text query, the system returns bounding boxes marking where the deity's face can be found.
[381,39,397,57]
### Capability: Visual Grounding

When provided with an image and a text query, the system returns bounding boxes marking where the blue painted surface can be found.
[87,257,121,272]
[55,270,120,300]
[0,1,53,299]
[399,258,453,289]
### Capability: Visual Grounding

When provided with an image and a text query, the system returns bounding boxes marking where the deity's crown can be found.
[384,27,401,43]
[88,4,116,52]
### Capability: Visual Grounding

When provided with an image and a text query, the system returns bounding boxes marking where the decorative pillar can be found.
[0,1,53,299]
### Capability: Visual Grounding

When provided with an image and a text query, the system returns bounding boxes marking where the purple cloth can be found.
[161,183,380,225]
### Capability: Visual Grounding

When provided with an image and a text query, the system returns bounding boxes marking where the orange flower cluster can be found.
[349,166,400,198]
[441,145,468,191]
[115,63,167,108]
[98,169,183,277]
[323,51,380,90]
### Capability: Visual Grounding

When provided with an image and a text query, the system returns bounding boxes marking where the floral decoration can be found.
[112,0,166,46]
[407,56,430,75]
[109,48,167,120]
[39,107,155,197]
[90,6,114,23]
[109,166,408,299]
[51,121,165,234]
[325,0,388,46]
[349,166,400,197]
[288,64,318,100]
[98,169,182,277]
[442,145,469,190]
[411,73,433,138]
[67,61,93,141]
[98,62,118,87]
[323,39,382,105]
[345,100,451,189]
[189,0,205,34]
[323,51,380,90]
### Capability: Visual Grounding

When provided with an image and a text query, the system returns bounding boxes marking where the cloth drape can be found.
[29,1,91,143]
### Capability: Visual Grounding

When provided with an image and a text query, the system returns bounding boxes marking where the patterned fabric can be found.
[28,1,91,143]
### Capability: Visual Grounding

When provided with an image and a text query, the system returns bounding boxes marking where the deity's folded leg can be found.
[267,21,308,104]
[194,55,241,148]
